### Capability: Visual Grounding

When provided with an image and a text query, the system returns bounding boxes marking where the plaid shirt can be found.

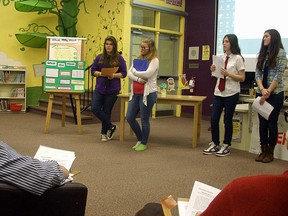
[255,48,287,94]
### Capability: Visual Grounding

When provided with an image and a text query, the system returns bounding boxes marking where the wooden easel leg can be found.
[74,94,83,134]
[44,93,54,133]
[62,94,66,127]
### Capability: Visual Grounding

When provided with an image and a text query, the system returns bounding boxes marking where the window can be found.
[216,0,288,71]
[131,7,155,27]
[160,12,180,32]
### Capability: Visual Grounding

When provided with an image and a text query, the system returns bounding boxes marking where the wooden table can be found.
[118,93,207,148]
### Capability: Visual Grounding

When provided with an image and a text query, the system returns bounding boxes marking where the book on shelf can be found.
[0,99,9,111]
[10,88,25,97]
[0,71,3,83]
[8,73,24,83]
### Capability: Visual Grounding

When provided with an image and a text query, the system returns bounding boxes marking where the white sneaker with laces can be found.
[216,144,230,157]
[132,141,141,150]
[101,134,108,142]
[203,141,219,155]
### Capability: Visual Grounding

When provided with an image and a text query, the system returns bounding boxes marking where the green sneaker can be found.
[134,144,147,151]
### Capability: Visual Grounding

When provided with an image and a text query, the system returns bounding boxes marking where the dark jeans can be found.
[211,93,239,145]
[91,90,118,134]
[126,92,157,145]
[257,91,284,146]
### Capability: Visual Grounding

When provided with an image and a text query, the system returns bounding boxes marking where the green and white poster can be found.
[44,60,86,93]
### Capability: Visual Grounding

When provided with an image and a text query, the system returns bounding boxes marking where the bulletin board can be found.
[43,60,86,93]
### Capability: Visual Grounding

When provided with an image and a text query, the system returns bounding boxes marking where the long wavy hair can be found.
[138,38,158,61]
[256,29,284,70]
[99,36,120,66]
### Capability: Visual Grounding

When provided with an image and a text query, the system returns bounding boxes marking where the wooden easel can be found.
[44,91,83,134]
[44,37,87,135]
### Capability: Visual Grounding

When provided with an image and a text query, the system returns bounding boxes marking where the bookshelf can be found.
[0,65,26,112]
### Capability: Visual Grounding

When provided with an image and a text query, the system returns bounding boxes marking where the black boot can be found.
[262,145,275,163]
[255,145,267,162]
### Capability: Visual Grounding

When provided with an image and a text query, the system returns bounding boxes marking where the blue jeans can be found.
[91,90,118,134]
[126,92,157,145]
[257,92,284,146]
[211,93,239,145]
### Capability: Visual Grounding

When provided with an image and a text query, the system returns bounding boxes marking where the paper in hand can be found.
[34,145,76,171]
[252,96,274,120]
[101,67,119,77]
[212,55,224,78]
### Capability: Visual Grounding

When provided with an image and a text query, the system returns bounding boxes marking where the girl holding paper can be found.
[203,34,245,157]
[91,36,127,142]
[126,38,159,151]
[255,29,287,163]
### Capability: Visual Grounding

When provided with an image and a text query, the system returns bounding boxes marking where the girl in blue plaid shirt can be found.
[255,29,287,163]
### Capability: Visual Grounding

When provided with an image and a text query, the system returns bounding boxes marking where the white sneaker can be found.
[216,144,230,157]
[132,141,141,150]
[203,141,219,155]
[101,134,108,142]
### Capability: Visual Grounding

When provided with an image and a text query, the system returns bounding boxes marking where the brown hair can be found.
[99,35,120,66]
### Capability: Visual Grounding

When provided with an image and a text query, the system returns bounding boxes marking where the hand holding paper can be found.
[212,55,224,78]
[252,96,274,120]
[185,181,220,216]
[101,67,119,78]
[34,145,76,171]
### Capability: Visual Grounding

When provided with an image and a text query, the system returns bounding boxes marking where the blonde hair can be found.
[138,38,158,61]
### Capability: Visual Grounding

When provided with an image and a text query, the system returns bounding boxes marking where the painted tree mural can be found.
[14,0,88,48]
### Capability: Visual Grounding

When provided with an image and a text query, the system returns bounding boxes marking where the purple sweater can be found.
[91,54,127,94]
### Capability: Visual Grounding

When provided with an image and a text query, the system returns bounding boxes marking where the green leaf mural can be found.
[14,0,87,49]
[15,32,49,48]
[14,0,54,12]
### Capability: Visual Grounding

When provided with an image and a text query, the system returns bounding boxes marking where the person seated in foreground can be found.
[135,202,164,216]
[0,140,69,196]
[196,139,288,215]
[196,170,288,216]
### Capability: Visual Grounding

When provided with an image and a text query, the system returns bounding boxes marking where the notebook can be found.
[133,59,148,71]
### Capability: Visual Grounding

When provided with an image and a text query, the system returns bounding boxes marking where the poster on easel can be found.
[44,60,86,93]
[47,36,86,61]
[44,36,87,93]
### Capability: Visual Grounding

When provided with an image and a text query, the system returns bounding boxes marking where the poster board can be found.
[44,36,87,93]
[46,36,86,61]
[44,60,86,93]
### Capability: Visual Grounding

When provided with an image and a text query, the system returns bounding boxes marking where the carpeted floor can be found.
[1,112,288,216]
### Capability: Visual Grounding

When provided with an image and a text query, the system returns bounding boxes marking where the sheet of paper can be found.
[178,198,189,216]
[212,55,224,78]
[34,145,76,171]
[252,96,274,120]
[185,181,221,216]
[101,67,119,77]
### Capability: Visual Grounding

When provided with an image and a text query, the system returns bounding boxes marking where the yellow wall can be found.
[0,0,128,89]
[0,0,184,104]
[0,3,56,86]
